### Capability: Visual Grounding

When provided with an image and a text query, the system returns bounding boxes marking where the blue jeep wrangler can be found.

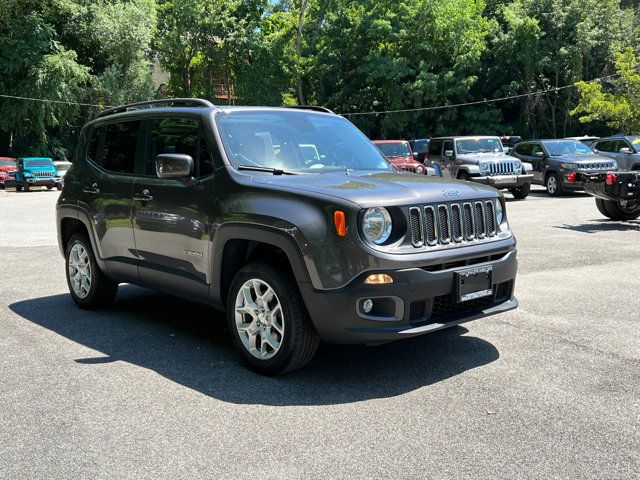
[15,157,62,192]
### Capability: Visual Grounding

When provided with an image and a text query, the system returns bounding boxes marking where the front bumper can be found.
[0,178,16,188]
[24,177,61,187]
[472,174,533,189]
[299,249,518,344]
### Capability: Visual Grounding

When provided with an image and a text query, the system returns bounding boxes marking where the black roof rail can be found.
[97,98,216,118]
[287,105,335,114]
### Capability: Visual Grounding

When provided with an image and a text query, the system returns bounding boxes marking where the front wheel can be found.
[509,183,531,199]
[65,234,118,309]
[596,198,640,221]
[56,183,63,191]
[457,171,471,181]
[15,184,22,192]
[545,172,562,196]
[227,262,320,375]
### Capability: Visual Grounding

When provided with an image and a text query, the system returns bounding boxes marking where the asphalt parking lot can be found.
[1,186,638,479]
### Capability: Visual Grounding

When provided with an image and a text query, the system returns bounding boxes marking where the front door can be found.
[132,117,215,299]
[529,143,546,183]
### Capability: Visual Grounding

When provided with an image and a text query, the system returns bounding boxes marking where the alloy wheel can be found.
[68,243,92,298]
[234,278,285,360]
[547,176,557,194]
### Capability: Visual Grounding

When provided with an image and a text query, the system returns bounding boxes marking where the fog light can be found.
[363,299,373,313]
[364,274,394,284]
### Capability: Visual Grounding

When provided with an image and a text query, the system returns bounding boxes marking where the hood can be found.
[0,165,17,173]
[456,152,510,164]
[551,154,616,166]
[251,170,499,208]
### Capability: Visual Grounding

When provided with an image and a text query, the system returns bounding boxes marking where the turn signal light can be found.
[364,274,394,285]
[334,210,346,237]
[567,172,576,184]
[606,173,617,186]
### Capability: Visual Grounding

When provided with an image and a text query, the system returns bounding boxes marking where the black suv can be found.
[56,99,519,374]
[511,139,617,196]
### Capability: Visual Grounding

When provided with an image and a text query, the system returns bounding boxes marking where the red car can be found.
[372,140,431,175]
[0,157,17,189]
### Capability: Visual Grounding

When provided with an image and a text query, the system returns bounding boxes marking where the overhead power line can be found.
[339,74,619,117]
[0,93,109,108]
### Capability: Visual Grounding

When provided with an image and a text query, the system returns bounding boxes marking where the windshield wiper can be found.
[237,165,301,175]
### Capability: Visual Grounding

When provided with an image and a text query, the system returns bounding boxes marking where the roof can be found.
[372,140,408,144]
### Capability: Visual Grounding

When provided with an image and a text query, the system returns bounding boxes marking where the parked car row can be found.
[0,156,68,191]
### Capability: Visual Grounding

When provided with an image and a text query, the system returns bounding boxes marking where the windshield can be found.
[455,137,504,154]
[544,140,595,156]
[24,159,53,168]
[376,142,411,158]
[217,111,392,173]
[628,136,640,149]
[0,160,15,167]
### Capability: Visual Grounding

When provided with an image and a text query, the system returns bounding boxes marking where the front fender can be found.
[522,162,533,173]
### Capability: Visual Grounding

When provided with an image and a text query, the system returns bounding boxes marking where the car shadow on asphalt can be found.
[9,285,499,406]
[555,219,640,233]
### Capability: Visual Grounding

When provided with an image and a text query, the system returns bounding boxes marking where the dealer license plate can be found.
[492,176,517,185]
[456,266,493,303]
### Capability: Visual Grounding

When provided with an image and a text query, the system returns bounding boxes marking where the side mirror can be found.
[444,149,454,158]
[619,147,632,154]
[534,151,545,158]
[156,154,193,179]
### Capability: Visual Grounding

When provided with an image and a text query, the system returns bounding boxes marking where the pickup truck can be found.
[579,171,640,220]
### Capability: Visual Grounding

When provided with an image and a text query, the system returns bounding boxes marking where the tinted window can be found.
[595,140,616,152]
[514,143,530,156]
[87,127,101,162]
[149,118,198,174]
[543,140,595,156]
[412,140,428,152]
[443,140,454,153]
[429,140,442,156]
[530,144,544,156]
[100,121,140,173]
[376,142,411,158]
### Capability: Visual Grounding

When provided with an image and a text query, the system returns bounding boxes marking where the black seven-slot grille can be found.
[409,201,498,248]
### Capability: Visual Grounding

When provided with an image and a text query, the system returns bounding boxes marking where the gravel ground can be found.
[0,186,638,480]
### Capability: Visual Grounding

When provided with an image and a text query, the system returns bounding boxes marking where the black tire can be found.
[227,261,320,375]
[15,184,22,192]
[545,172,563,196]
[56,184,63,191]
[509,183,531,199]
[47,186,53,190]
[598,199,640,221]
[65,233,118,309]
[457,171,471,181]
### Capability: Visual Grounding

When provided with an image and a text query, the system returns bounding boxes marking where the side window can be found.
[429,140,442,156]
[443,140,454,156]
[595,140,615,152]
[514,143,528,156]
[99,121,141,174]
[148,117,213,177]
[530,144,544,157]
[87,127,102,162]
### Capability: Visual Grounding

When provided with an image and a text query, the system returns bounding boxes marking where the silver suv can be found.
[428,136,534,199]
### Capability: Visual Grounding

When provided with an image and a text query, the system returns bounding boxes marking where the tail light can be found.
[606,173,617,186]
[567,172,576,184]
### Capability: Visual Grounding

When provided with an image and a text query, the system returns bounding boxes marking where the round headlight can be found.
[362,207,392,245]
[416,165,424,174]
[514,161,522,172]
[480,162,489,171]
[495,200,504,225]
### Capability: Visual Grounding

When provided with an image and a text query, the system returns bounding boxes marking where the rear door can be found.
[77,121,142,281]
[132,116,214,299]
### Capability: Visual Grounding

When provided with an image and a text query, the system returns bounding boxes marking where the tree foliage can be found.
[572,48,640,133]
[1,0,640,155]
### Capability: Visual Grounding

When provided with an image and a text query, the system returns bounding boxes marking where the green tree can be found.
[571,48,640,133]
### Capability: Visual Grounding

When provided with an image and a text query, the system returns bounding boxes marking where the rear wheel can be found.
[56,183,63,191]
[65,234,118,309]
[545,172,562,196]
[227,261,319,375]
[509,183,531,199]
[597,199,640,221]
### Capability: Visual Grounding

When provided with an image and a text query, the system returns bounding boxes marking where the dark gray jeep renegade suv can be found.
[56,99,519,374]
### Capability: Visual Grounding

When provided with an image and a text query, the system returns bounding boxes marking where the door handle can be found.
[83,183,100,194]
[133,189,153,202]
